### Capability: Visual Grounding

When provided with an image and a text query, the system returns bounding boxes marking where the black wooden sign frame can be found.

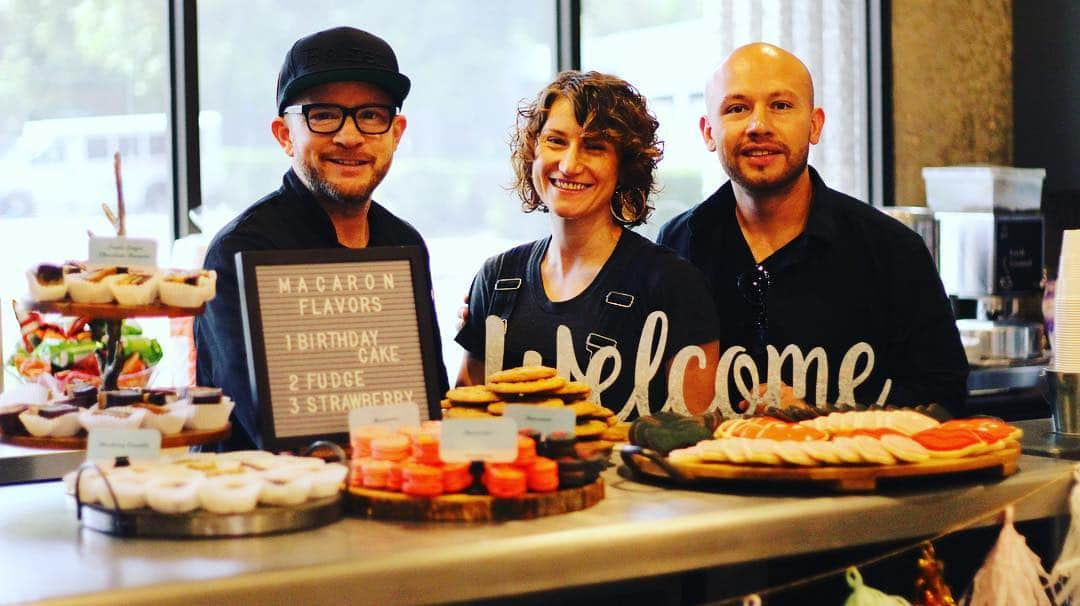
[236,246,443,451]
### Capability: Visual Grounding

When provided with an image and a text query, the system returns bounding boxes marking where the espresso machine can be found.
[920,166,1048,399]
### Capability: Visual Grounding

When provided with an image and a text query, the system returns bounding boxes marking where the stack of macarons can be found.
[348,422,606,498]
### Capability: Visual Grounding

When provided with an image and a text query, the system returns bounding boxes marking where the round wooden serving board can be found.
[626,444,1021,492]
[347,478,604,522]
[0,423,231,450]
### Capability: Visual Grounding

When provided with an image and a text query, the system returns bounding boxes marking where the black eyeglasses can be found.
[282,103,396,135]
[737,264,772,353]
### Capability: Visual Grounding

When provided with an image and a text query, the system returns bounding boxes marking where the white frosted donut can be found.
[215,450,277,466]
[276,456,326,473]
[96,470,149,511]
[198,473,263,514]
[170,455,241,475]
[308,463,348,498]
[145,474,204,514]
[64,468,105,504]
[258,467,313,506]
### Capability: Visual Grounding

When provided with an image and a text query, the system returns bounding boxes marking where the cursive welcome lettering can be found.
[483,315,894,419]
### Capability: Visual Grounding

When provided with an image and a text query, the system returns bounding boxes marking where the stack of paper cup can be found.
[1053,229,1080,371]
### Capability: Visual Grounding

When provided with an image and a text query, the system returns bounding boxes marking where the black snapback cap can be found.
[276,27,411,114]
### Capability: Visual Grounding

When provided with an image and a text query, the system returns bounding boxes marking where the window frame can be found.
[167,0,888,240]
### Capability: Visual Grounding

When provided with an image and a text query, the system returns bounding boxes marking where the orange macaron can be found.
[402,463,444,497]
[441,462,473,493]
[484,464,527,498]
[526,456,558,492]
[371,434,410,462]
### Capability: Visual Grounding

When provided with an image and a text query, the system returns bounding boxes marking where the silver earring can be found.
[610,189,639,225]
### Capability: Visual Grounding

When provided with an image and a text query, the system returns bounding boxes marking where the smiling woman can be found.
[455,71,723,420]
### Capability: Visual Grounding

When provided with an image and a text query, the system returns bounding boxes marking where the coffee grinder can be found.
[923,166,1047,397]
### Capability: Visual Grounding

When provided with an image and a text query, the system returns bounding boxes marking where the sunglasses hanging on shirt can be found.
[737,263,772,355]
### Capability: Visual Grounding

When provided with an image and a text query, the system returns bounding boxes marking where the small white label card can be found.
[348,403,421,432]
[439,418,518,463]
[88,236,158,268]
[86,428,162,462]
[503,404,575,438]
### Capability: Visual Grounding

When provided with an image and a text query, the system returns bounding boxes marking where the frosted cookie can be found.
[487,365,558,383]
[487,376,567,395]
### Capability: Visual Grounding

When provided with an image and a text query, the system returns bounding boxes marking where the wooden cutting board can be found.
[347,478,604,522]
[625,443,1021,492]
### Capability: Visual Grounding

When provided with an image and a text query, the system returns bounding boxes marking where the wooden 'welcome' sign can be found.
[237,247,442,451]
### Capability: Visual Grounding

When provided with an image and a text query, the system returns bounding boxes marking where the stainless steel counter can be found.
[0,454,1075,606]
[0,443,83,485]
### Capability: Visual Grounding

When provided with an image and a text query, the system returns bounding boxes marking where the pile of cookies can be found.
[441,366,627,449]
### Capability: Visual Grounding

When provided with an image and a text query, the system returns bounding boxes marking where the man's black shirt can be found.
[657,167,968,417]
[195,169,449,449]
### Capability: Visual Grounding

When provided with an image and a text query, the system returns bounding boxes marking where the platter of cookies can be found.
[346,419,606,522]
[622,411,1023,492]
[441,366,630,458]
[68,450,347,538]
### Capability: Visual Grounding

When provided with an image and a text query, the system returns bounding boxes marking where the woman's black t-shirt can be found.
[455,229,720,420]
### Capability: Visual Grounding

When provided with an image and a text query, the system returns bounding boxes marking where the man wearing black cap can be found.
[195,27,449,450]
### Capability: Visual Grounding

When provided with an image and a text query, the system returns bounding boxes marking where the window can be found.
[0,1,872,395]
[582,0,869,237]
[0,1,173,387]
[196,1,557,376]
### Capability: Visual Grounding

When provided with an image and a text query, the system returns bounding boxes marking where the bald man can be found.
[657,43,969,417]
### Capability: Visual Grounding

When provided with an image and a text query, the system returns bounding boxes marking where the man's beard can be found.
[299,159,389,208]
[724,146,808,196]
